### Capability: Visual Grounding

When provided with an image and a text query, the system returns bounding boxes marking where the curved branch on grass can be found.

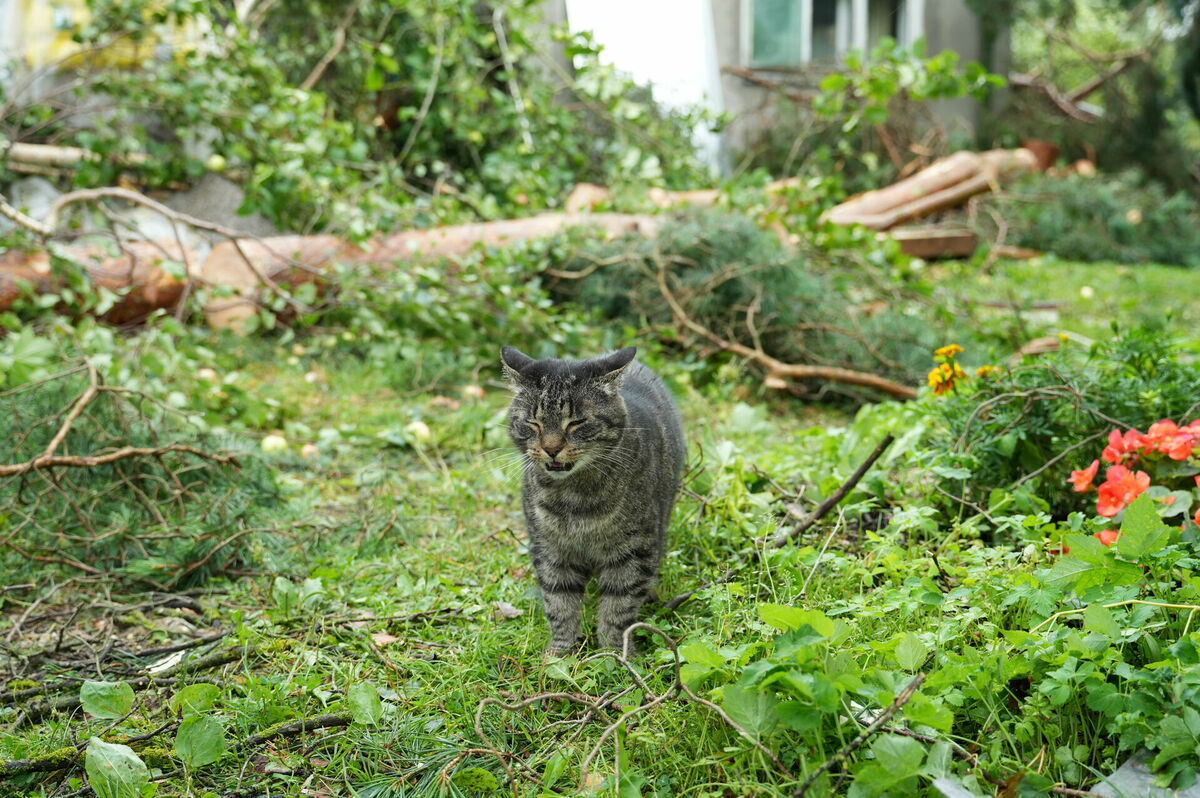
[653,254,918,399]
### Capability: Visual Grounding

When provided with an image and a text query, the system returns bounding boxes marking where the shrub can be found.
[981,172,1200,268]
[0,366,280,587]
[920,330,1200,526]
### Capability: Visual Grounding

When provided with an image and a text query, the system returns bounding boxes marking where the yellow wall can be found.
[17,0,197,70]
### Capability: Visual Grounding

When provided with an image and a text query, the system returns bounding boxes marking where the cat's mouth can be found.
[545,461,575,472]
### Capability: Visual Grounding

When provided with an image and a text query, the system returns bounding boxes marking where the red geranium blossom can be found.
[1101,428,1150,464]
[1096,465,1151,517]
[1147,420,1196,461]
[1094,528,1120,547]
[1069,460,1100,492]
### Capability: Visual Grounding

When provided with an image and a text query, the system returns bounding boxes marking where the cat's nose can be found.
[543,442,564,458]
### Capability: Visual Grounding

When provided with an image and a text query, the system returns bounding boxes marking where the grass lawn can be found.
[1,254,1197,797]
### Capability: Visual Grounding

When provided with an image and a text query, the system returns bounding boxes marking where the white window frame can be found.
[741,0,923,68]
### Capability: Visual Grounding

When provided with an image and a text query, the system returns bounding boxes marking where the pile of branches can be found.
[0,364,279,588]
[546,212,948,401]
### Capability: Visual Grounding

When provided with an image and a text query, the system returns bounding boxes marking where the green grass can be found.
[2,255,1199,797]
[943,256,1200,344]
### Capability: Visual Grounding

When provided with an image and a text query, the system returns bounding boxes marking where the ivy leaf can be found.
[721,685,779,741]
[1116,494,1172,560]
[80,681,135,720]
[175,715,226,768]
[84,738,149,798]
[347,682,384,725]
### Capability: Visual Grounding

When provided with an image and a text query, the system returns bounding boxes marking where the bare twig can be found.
[299,0,362,90]
[654,254,917,399]
[0,443,237,478]
[397,20,446,164]
[238,713,353,750]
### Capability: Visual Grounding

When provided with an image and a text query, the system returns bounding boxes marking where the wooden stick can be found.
[792,673,926,797]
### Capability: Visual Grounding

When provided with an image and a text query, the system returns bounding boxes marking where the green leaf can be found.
[680,641,726,669]
[903,693,954,731]
[175,715,226,768]
[169,684,220,718]
[1083,604,1121,638]
[80,681,135,720]
[541,751,567,789]
[1117,494,1171,560]
[871,734,926,777]
[894,633,928,671]
[617,770,646,798]
[452,767,499,792]
[85,738,150,798]
[347,682,384,725]
[1040,550,1142,593]
[721,685,779,740]
[757,604,834,637]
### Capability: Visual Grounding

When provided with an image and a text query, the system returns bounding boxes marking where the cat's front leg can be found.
[534,559,587,654]
[596,550,657,653]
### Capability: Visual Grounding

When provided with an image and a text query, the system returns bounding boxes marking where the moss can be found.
[5,680,38,691]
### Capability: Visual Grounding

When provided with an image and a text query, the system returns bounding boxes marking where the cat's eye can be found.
[566,419,587,432]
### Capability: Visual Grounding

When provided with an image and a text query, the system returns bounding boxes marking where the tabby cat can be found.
[501,346,685,653]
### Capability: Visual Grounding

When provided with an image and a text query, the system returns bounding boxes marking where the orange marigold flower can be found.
[1068,459,1099,492]
[1094,528,1121,547]
[1101,428,1150,464]
[975,365,1000,378]
[1096,465,1151,517]
[934,344,964,358]
[1147,419,1196,461]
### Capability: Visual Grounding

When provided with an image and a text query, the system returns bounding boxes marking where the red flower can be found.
[1195,507,1200,526]
[1147,420,1196,461]
[1096,465,1151,517]
[1094,528,1120,547]
[1069,459,1100,492]
[1101,428,1150,464]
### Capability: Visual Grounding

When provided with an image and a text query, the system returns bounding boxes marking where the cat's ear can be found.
[591,346,636,388]
[500,346,535,389]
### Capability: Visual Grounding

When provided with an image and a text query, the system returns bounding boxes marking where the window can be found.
[743,0,921,68]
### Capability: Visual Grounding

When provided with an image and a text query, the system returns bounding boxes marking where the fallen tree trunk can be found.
[565,179,801,213]
[824,148,1039,230]
[199,213,661,328]
[0,240,189,325]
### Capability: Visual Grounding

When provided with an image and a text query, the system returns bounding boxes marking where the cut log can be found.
[886,226,978,259]
[824,148,1039,230]
[2,142,150,170]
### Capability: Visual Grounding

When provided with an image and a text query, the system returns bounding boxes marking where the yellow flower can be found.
[975,365,1000,377]
[927,362,967,395]
[934,344,964,358]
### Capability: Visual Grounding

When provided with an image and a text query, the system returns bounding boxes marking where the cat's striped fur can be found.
[501,346,685,653]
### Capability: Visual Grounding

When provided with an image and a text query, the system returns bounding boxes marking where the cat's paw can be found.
[544,641,580,657]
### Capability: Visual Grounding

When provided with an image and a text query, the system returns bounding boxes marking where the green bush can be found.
[921,329,1200,525]
[982,171,1200,268]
